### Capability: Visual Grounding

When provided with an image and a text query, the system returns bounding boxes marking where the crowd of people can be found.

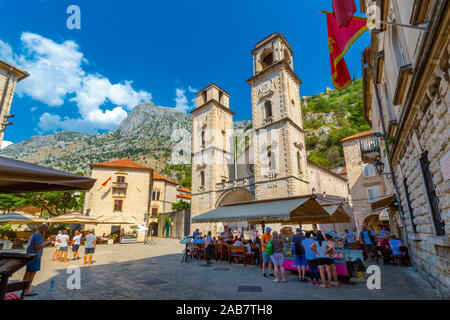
[22,225,97,297]
[188,224,408,288]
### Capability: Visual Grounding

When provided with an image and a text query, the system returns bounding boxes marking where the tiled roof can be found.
[177,185,192,194]
[177,193,192,200]
[341,131,373,142]
[91,159,151,170]
[153,172,178,185]
[338,167,347,175]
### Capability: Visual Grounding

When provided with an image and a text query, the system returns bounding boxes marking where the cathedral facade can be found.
[190,34,352,234]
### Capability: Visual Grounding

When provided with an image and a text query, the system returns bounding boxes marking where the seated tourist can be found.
[245,239,253,254]
[389,236,404,257]
[233,237,244,247]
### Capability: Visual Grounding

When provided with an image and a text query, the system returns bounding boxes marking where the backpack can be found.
[293,234,305,256]
[265,239,274,256]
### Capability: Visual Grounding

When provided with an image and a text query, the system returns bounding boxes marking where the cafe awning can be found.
[47,214,100,225]
[191,195,330,224]
[0,156,96,194]
[0,212,46,225]
[282,203,351,225]
[98,215,139,225]
[371,194,397,212]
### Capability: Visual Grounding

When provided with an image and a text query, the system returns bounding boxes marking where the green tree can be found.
[0,194,28,214]
[171,200,191,211]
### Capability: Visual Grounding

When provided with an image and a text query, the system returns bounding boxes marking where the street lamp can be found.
[375,160,385,175]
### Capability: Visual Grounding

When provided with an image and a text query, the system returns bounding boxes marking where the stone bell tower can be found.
[190,83,235,228]
[247,33,309,199]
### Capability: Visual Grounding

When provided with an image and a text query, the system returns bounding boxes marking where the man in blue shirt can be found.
[23,224,53,296]
[359,226,376,261]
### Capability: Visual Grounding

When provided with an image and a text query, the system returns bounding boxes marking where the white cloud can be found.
[0,32,152,133]
[188,86,198,93]
[1,141,13,149]
[174,88,192,113]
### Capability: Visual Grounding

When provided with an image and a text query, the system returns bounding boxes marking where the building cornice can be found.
[0,60,29,82]
[246,60,302,86]
[190,99,235,116]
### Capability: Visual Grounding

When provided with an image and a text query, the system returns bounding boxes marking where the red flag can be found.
[332,0,357,28]
[101,177,112,187]
[326,12,371,90]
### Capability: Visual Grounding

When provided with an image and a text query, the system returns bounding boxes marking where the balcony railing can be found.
[359,136,381,164]
[216,176,255,191]
[112,182,128,189]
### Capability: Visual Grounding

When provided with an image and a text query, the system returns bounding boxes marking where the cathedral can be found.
[190,34,352,234]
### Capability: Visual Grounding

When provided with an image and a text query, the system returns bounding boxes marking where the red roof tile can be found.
[153,172,178,185]
[338,167,347,175]
[91,159,151,170]
[177,193,192,199]
[341,131,373,142]
[177,185,192,194]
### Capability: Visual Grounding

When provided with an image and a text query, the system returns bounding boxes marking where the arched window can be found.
[391,25,405,71]
[261,51,273,69]
[200,171,205,186]
[264,100,272,119]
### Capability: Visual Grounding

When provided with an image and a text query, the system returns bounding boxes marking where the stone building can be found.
[83,159,191,239]
[360,0,449,297]
[0,59,29,145]
[191,34,353,234]
[342,131,393,232]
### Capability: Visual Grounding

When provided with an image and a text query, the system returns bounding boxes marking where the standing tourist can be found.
[261,227,274,278]
[359,226,376,261]
[326,233,339,287]
[51,230,62,261]
[344,229,355,247]
[58,230,70,263]
[303,231,319,285]
[23,224,53,296]
[71,231,82,260]
[84,229,97,265]
[310,231,332,288]
[205,231,215,265]
[292,228,307,282]
[270,231,286,283]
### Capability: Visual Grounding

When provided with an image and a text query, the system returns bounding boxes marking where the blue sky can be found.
[0,0,369,146]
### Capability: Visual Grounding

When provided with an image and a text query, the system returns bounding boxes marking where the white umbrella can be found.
[0,212,45,225]
[98,215,138,225]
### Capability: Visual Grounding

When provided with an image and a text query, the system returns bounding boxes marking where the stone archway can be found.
[363,213,390,232]
[216,188,254,207]
[149,222,158,237]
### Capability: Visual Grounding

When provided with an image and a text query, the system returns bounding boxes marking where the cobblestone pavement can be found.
[10,238,442,300]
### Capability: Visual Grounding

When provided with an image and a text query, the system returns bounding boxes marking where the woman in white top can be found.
[71,231,82,260]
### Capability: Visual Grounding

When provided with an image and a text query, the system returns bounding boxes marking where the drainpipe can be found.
[145,168,154,240]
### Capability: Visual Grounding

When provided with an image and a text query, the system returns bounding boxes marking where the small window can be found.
[367,187,380,203]
[297,151,302,173]
[264,100,272,119]
[218,91,223,104]
[363,164,376,177]
[200,171,205,186]
[114,200,123,212]
[117,176,125,183]
[152,190,161,201]
[151,207,158,217]
[202,91,207,104]
[201,130,206,148]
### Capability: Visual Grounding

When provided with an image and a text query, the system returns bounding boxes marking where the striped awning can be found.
[191,195,330,224]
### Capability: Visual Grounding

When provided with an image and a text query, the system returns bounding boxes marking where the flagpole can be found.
[318,11,426,30]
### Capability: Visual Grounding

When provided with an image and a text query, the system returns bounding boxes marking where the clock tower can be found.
[247,33,309,199]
